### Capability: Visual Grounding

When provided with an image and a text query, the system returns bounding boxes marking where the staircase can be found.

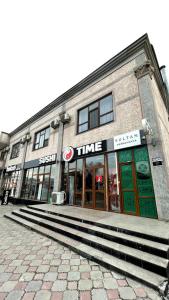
[5,205,169,292]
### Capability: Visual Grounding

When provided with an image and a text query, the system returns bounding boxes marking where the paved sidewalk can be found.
[0,205,161,300]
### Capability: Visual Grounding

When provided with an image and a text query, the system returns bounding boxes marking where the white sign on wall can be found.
[76,141,103,156]
[39,154,56,165]
[114,130,141,150]
[6,165,17,172]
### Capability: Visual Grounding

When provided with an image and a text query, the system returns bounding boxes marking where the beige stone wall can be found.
[63,60,143,148]
[4,50,146,168]
[151,77,169,177]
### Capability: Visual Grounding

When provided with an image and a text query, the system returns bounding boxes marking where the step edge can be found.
[4,212,166,293]
[21,207,169,253]
[27,205,169,245]
[11,210,169,272]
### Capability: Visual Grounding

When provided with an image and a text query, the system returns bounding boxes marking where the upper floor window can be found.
[78,94,113,133]
[10,142,20,159]
[0,151,5,160]
[33,127,50,150]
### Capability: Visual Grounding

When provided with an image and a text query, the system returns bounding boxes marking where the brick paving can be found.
[0,205,162,299]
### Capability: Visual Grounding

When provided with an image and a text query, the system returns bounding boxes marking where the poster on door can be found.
[96,175,103,183]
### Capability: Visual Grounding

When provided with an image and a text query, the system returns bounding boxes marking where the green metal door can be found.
[118,150,137,214]
[134,147,157,218]
[118,147,157,218]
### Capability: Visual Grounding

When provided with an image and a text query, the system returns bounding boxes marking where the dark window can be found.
[33,127,50,150]
[10,142,20,159]
[0,151,5,160]
[77,94,113,133]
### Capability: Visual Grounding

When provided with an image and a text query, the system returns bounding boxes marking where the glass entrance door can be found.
[84,155,105,210]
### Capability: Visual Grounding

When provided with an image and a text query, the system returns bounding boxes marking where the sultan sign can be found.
[114,130,141,150]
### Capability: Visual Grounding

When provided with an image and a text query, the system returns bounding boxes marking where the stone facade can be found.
[0,34,169,220]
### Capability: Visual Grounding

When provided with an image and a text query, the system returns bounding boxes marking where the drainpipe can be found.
[160,65,169,119]
[0,147,10,195]
[51,112,71,193]
[16,132,31,198]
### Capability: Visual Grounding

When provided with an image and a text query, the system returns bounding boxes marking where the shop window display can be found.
[107,152,120,212]
[21,163,57,202]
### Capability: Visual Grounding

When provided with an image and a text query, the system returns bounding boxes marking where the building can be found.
[0,34,169,220]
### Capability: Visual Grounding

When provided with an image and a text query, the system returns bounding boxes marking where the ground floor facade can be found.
[63,144,157,219]
[1,129,159,219]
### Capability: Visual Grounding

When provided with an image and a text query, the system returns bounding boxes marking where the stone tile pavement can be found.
[0,205,162,299]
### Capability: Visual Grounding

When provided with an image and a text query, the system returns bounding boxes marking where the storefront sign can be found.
[39,154,56,165]
[63,141,106,162]
[114,130,141,150]
[76,141,103,156]
[6,165,17,172]
[152,157,163,166]
[63,147,74,162]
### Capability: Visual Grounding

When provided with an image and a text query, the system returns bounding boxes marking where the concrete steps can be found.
[21,207,169,259]
[4,206,169,292]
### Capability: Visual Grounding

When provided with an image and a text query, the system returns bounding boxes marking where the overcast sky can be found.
[0,0,168,133]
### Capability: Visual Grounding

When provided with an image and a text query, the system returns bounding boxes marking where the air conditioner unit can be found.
[63,113,71,123]
[52,191,66,205]
[50,120,60,129]
[20,137,26,144]
[25,133,31,142]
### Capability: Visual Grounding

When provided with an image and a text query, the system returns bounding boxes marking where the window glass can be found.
[85,169,92,189]
[45,165,51,174]
[69,161,76,170]
[107,152,120,212]
[78,94,113,133]
[86,155,104,169]
[79,123,88,133]
[95,168,104,191]
[100,95,113,115]
[39,135,45,148]
[37,174,43,200]
[76,159,83,192]
[49,164,57,202]
[89,102,98,111]
[89,109,98,129]
[29,175,38,199]
[45,127,50,139]
[39,166,45,174]
[34,127,50,150]
[100,112,113,125]
[35,133,40,144]
[33,168,38,175]
[79,108,88,124]
[10,142,20,159]
[41,175,49,201]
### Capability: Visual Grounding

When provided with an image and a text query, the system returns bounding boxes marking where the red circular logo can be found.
[63,146,74,162]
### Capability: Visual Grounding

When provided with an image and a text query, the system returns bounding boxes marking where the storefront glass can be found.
[3,170,21,197]
[107,152,120,212]
[21,163,57,202]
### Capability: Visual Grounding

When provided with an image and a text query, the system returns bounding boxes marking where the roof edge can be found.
[10,33,160,136]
